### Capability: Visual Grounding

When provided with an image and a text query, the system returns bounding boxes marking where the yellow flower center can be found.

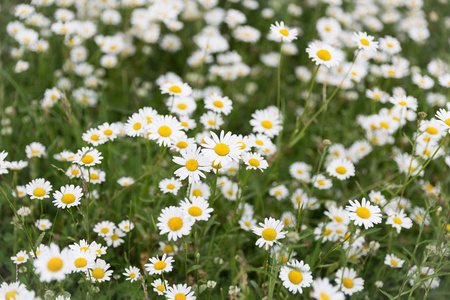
[177,141,188,149]
[124,225,129,230]
[248,158,260,167]
[245,221,251,227]
[61,193,76,204]
[255,140,264,146]
[317,49,331,61]
[426,127,438,135]
[380,122,389,129]
[423,150,431,156]
[157,285,165,292]
[360,38,370,46]
[164,245,173,253]
[288,270,303,284]
[391,259,398,266]
[323,229,332,236]
[81,155,94,164]
[320,292,330,300]
[262,228,277,241]
[335,166,347,174]
[261,120,273,129]
[192,189,202,197]
[101,228,109,234]
[177,103,187,109]
[91,134,99,141]
[92,268,105,279]
[168,217,183,231]
[31,150,40,154]
[279,29,289,36]
[74,257,87,268]
[275,190,282,196]
[188,206,202,217]
[33,188,46,197]
[213,100,224,108]
[334,216,343,222]
[284,218,291,226]
[167,184,175,189]
[158,125,172,137]
[18,256,24,261]
[393,217,402,224]
[317,180,325,186]
[90,173,99,180]
[111,234,119,241]
[214,143,230,156]
[133,122,141,130]
[185,159,199,171]
[80,247,89,252]
[181,121,188,127]
[129,273,135,278]
[444,119,450,127]
[47,257,63,272]
[169,85,182,93]
[356,207,371,219]
[6,291,16,300]
[154,261,167,270]
[208,120,215,125]
[343,278,354,288]
[175,294,186,300]
[104,129,113,135]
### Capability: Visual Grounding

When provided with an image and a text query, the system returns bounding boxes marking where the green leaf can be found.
[34,232,45,249]
[379,289,396,300]
[187,264,202,273]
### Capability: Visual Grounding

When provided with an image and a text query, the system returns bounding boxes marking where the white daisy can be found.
[144,254,174,275]
[306,42,341,68]
[33,243,71,282]
[73,147,103,167]
[279,259,313,294]
[93,221,116,237]
[249,109,282,138]
[352,31,379,51]
[69,249,96,273]
[104,229,126,248]
[88,259,113,282]
[159,177,183,195]
[311,277,345,300]
[204,93,233,115]
[173,146,211,183]
[151,278,168,295]
[385,209,413,233]
[252,217,286,250]
[35,219,52,231]
[147,115,183,147]
[326,158,355,180]
[11,250,29,265]
[180,197,213,222]
[123,266,140,283]
[346,198,382,229]
[160,81,193,97]
[242,152,269,171]
[156,206,194,241]
[25,142,46,158]
[384,253,405,268]
[26,178,52,200]
[165,283,196,300]
[201,130,242,167]
[52,184,83,209]
[334,267,364,295]
[118,220,135,232]
[269,21,298,43]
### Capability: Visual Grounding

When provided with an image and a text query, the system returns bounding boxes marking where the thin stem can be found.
[276,41,283,110]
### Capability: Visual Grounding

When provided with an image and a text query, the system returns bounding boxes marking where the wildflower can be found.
[269,21,298,43]
[53,185,83,209]
[334,267,364,295]
[118,220,135,232]
[201,131,242,167]
[173,146,211,183]
[156,206,194,241]
[346,198,382,229]
[151,278,168,295]
[435,108,450,128]
[252,217,286,250]
[352,32,379,51]
[180,197,213,222]
[249,109,282,138]
[306,42,341,68]
[123,266,140,282]
[242,152,268,171]
[69,250,96,273]
[386,209,413,233]
[35,219,52,231]
[34,244,71,282]
[279,259,313,294]
[74,147,103,167]
[25,142,46,158]
[93,221,116,237]
[312,175,333,190]
[147,115,183,147]
[88,259,113,283]
[17,206,31,217]
[117,177,135,187]
[384,254,405,268]
[104,229,126,248]
[311,277,345,300]
[160,81,192,97]
[269,185,289,201]
[165,283,196,300]
[11,250,29,265]
[326,158,355,180]
[145,254,174,275]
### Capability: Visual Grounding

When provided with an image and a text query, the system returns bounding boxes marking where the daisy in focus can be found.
[269,21,298,43]
[352,32,379,52]
[346,198,382,229]
[326,158,355,180]
[306,42,341,68]
[252,217,286,250]
[156,206,194,241]
[145,254,174,275]
[279,259,313,294]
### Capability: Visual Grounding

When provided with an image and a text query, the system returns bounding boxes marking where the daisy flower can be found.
[124,113,147,137]
[312,175,333,190]
[346,198,382,229]
[117,177,135,187]
[85,167,106,184]
[0,282,29,300]
[7,160,28,171]
[189,181,211,199]
[386,209,413,233]
[93,221,116,237]
[242,152,268,171]
[384,253,405,268]
[291,188,309,209]
[25,142,46,158]
[74,147,103,167]
[200,111,224,130]
[280,212,296,228]
[104,229,126,248]
[173,146,211,183]
[170,133,196,152]
[145,254,174,275]
[252,217,286,250]
[168,96,197,116]
[118,220,135,232]
[11,250,29,265]
[239,215,257,231]
[368,190,387,206]
[17,206,31,217]
[147,115,183,147]
[269,185,289,201]
[160,81,192,97]
[435,108,450,128]
[159,242,179,256]
[82,128,108,146]
[26,178,52,200]
[326,158,355,180]
[152,278,168,295]
[249,109,282,138]
[180,197,213,222]
[122,266,140,283]
[201,131,242,167]
[352,32,379,51]
[0,151,9,174]
[88,259,113,282]
[335,267,364,295]
[65,165,83,179]
[52,184,83,209]
[156,206,194,241]
[159,177,183,195]
[311,277,345,300]
[269,21,298,43]
[204,93,233,115]
[165,283,196,300]
[379,35,401,54]
[325,206,350,225]
[34,243,71,282]
[306,42,341,68]
[98,122,120,141]
[408,266,440,290]
[69,249,96,273]
[13,186,27,200]
[35,219,52,231]
[279,259,313,294]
